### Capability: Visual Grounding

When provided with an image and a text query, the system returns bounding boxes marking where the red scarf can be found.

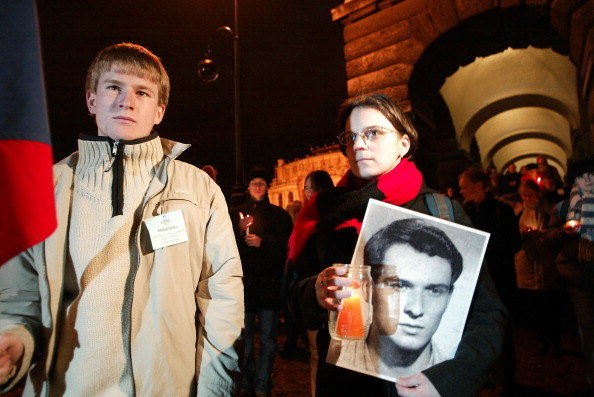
[287,158,422,265]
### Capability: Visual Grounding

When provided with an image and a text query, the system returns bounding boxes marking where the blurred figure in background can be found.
[541,170,567,205]
[486,165,502,196]
[545,157,594,392]
[500,163,522,195]
[459,169,523,309]
[230,167,293,397]
[499,192,523,216]
[279,198,307,363]
[442,183,463,204]
[537,154,563,190]
[459,168,522,393]
[515,179,562,356]
[286,200,303,225]
[303,170,334,396]
[521,163,541,185]
[303,170,335,202]
[281,169,335,397]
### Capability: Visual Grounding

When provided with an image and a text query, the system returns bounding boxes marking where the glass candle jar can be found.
[328,263,372,340]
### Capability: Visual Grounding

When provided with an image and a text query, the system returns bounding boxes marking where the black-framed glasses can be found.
[337,126,397,145]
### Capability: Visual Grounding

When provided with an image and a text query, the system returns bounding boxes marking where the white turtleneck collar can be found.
[75,132,164,217]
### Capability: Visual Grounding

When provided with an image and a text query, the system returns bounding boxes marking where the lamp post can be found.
[198,0,244,207]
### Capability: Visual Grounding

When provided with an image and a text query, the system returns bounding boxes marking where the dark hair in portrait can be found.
[364,218,463,291]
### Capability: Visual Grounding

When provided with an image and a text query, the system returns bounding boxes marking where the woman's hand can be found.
[396,373,441,397]
[315,266,353,311]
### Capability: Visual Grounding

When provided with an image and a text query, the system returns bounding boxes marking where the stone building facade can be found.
[268,144,349,209]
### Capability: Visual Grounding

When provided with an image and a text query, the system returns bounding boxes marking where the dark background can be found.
[36,0,347,195]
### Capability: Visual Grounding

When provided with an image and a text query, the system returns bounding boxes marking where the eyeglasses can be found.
[337,126,397,146]
[249,181,267,187]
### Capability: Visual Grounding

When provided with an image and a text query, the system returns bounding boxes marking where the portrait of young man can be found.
[326,200,489,381]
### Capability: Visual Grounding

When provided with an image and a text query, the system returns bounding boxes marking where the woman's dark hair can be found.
[337,93,418,158]
[364,218,463,290]
[305,170,334,193]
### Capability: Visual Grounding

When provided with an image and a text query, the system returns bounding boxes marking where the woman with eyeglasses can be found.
[285,93,506,397]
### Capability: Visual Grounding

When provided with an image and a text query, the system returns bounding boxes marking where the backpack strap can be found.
[557,198,570,220]
[424,193,454,221]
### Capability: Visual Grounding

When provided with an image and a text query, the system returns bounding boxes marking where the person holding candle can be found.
[230,167,294,397]
[286,93,506,397]
[545,156,594,390]
[514,179,562,356]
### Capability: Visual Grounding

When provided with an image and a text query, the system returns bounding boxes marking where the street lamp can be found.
[198,2,243,207]
[197,26,234,82]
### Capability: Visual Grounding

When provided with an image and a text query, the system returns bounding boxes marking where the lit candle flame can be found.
[566,220,581,228]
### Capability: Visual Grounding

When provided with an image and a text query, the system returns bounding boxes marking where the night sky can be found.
[36,0,347,195]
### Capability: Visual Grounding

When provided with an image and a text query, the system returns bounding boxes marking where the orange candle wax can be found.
[335,295,365,339]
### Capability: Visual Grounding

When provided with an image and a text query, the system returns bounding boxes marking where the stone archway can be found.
[409,5,583,186]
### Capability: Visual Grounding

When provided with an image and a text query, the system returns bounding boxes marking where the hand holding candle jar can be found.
[328,264,372,340]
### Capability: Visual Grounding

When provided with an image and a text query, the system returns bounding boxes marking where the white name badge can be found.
[144,209,189,250]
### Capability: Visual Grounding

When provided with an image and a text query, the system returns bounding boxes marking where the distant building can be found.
[268,144,349,208]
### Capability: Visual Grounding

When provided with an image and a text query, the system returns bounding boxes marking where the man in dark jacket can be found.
[499,163,522,195]
[231,167,293,397]
[459,168,522,393]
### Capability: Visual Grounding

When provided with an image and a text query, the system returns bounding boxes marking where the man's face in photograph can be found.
[374,243,453,352]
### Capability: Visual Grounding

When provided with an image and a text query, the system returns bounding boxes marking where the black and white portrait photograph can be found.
[326,199,490,382]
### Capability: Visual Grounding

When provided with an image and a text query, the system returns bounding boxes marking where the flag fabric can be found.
[0,0,57,266]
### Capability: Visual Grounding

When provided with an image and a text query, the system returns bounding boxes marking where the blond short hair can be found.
[85,42,170,107]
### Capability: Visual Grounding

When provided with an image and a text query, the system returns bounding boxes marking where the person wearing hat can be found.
[230,167,293,397]
[545,156,594,390]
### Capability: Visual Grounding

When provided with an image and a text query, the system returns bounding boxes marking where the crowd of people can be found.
[1,42,593,397]
[443,154,594,395]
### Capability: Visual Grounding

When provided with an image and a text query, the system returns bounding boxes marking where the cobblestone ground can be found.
[4,323,592,397]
